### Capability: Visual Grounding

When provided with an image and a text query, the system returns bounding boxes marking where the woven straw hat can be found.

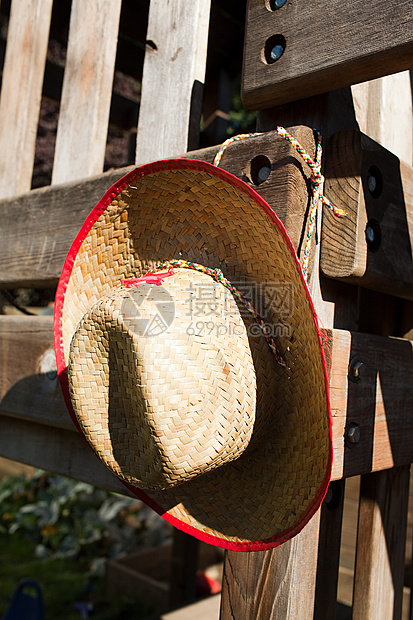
[54,159,332,551]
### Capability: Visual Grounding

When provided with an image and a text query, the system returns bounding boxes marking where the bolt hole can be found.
[262,34,286,65]
[365,219,381,252]
[250,155,272,185]
[367,165,383,199]
[267,0,288,9]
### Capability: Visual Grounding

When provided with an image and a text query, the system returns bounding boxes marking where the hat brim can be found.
[54,159,332,551]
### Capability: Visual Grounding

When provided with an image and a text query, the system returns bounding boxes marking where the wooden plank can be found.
[351,71,413,166]
[220,514,320,619]
[330,329,413,480]
[0,0,53,198]
[161,594,220,620]
[0,414,131,496]
[135,0,211,162]
[352,466,410,620]
[321,130,413,300]
[168,531,199,608]
[0,128,314,288]
[314,480,346,619]
[0,165,133,289]
[0,316,72,430]
[51,0,122,184]
[242,0,413,109]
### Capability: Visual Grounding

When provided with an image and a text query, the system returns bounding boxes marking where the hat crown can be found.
[68,270,257,490]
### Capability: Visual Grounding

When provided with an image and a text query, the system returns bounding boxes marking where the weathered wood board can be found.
[330,329,413,479]
[321,130,413,300]
[0,127,315,288]
[52,0,122,184]
[242,0,413,109]
[352,466,410,620]
[0,414,131,496]
[135,0,211,162]
[0,0,53,198]
[221,513,320,620]
[1,316,412,485]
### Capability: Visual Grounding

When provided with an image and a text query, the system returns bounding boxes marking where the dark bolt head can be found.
[366,225,375,244]
[270,44,284,61]
[349,357,365,383]
[367,174,377,194]
[346,423,360,447]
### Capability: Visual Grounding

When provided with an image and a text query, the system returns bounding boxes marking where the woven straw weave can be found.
[58,164,330,546]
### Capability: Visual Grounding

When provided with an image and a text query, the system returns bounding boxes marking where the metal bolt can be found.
[325,487,333,504]
[365,225,375,244]
[349,356,365,383]
[367,173,377,194]
[270,44,284,61]
[346,423,360,447]
[257,165,271,183]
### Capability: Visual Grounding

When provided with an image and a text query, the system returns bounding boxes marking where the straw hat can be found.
[54,159,332,551]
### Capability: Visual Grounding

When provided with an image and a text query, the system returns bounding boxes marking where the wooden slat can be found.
[168,531,199,608]
[321,130,413,300]
[0,415,131,496]
[135,0,211,162]
[0,128,315,288]
[330,329,413,480]
[0,0,53,198]
[51,0,122,184]
[0,165,133,289]
[0,316,71,430]
[314,480,346,619]
[352,466,410,620]
[242,0,413,109]
[351,71,413,166]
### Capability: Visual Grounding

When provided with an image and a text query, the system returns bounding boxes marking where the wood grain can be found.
[330,329,413,480]
[0,129,314,288]
[220,514,320,620]
[0,414,131,496]
[321,130,413,300]
[52,0,122,184]
[242,0,413,109]
[352,71,413,166]
[135,0,211,163]
[0,0,53,198]
[352,466,410,620]
[0,316,72,430]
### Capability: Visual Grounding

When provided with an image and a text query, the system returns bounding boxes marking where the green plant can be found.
[0,471,151,576]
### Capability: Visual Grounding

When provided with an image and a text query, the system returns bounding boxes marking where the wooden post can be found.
[353,466,410,620]
[350,71,412,620]
[221,66,413,619]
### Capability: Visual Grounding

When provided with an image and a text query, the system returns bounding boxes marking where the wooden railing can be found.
[1,0,413,618]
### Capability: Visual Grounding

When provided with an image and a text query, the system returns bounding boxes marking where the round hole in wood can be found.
[262,35,286,65]
[250,155,272,185]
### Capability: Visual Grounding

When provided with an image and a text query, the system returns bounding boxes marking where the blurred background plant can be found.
[0,470,169,575]
[0,470,171,619]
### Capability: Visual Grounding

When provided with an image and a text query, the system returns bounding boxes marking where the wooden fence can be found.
[1,0,413,618]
